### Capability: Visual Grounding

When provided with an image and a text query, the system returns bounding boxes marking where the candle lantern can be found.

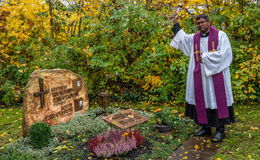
[99,92,110,113]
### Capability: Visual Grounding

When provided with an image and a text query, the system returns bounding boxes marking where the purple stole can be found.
[193,26,229,124]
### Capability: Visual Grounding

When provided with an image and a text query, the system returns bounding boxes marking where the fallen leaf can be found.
[178,113,185,117]
[0,132,7,137]
[250,127,259,130]
[194,144,200,150]
[54,145,68,152]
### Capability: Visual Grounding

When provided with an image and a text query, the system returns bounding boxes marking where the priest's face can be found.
[196,18,210,33]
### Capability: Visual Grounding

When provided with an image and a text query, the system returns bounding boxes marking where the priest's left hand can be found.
[199,57,202,63]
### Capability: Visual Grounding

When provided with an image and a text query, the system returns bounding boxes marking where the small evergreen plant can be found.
[29,122,51,149]
[153,108,180,126]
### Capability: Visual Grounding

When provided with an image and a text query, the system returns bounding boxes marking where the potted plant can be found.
[152,107,179,133]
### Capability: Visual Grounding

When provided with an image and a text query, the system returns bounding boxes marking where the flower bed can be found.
[88,129,144,157]
[0,106,198,160]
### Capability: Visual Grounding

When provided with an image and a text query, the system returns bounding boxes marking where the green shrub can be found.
[0,64,32,108]
[0,0,259,107]
[152,108,180,126]
[29,122,52,149]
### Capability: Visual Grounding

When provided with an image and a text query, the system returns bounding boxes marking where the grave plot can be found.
[0,106,198,160]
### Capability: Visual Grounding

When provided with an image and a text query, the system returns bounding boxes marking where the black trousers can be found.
[185,102,235,128]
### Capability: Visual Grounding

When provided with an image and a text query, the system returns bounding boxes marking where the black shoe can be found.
[212,132,225,142]
[194,127,211,136]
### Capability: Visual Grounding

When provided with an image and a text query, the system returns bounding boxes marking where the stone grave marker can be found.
[103,109,148,129]
[22,69,89,136]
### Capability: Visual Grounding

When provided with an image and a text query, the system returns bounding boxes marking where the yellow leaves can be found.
[68,13,81,24]
[54,144,75,153]
[121,132,129,137]
[66,130,70,134]
[250,126,259,130]
[142,101,150,106]
[151,47,156,53]
[0,0,50,64]
[248,133,252,139]
[142,75,163,91]
[0,132,7,138]
[248,87,255,93]
[54,145,69,152]
[152,108,162,112]
[83,46,93,58]
[182,156,188,159]
[194,144,200,150]
[178,113,185,117]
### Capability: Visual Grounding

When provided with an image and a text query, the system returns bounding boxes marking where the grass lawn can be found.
[0,103,259,160]
[214,104,260,160]
[0,108,23,148]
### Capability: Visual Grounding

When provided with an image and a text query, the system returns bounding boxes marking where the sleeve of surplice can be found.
[201,32,233,77]
[170,28,194,57]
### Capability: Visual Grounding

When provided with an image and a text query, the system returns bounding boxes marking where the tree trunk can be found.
[48,0,54,39]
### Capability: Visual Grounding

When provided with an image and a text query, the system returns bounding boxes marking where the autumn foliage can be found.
[0,0,259,107]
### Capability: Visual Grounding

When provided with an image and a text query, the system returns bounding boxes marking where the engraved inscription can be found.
[103,109,149,129]
[51,85,79,105]
[111,113,128,120]
[43,103,73,122]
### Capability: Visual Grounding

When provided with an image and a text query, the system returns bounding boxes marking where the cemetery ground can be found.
[0,103,259,160]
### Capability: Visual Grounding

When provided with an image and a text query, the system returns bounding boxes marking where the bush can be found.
[152,107,180,126]
[0,0,259,106]
[29,122,52,149]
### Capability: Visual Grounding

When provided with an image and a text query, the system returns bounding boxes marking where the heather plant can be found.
[88,129,144,158]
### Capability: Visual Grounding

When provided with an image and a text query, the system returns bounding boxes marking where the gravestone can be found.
[103,109,148,129]
[22,69,89,136]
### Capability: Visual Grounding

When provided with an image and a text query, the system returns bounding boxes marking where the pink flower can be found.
[88,129,144,158]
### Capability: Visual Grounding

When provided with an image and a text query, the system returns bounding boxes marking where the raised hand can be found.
[172,13,178,24]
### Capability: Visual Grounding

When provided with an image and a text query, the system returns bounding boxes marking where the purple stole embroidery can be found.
[193,26,229,124]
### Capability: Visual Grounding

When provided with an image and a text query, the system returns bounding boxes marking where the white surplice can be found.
[170,29,234,109]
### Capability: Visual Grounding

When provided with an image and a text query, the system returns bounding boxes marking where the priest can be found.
[170,14,235,142]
